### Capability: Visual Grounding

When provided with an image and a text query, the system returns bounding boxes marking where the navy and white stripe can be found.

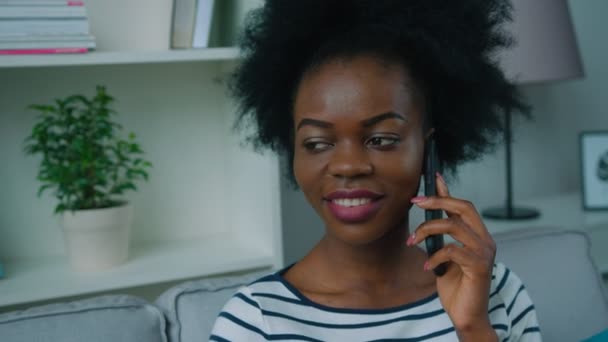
[210,262,541,341]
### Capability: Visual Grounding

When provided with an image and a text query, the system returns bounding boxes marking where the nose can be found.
[327,141,373,178]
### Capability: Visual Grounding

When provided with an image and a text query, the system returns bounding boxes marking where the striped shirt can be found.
[209,262,541,341]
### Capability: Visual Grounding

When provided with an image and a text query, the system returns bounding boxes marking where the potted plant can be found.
[23,85,152,272]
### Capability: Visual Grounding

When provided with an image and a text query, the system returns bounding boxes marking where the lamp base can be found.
[482,206,540,220]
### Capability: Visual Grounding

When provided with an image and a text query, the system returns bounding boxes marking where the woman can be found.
[210,1,541,341]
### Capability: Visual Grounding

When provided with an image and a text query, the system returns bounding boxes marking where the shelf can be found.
[0,47,240,68]
[0,234,274,307]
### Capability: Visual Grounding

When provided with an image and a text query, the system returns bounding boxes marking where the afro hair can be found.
[229,0,529,186]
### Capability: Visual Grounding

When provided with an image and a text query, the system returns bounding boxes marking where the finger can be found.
[421,192,495,245]
[434,172,455,220]
[408,217,482,249]
[412,196,484,232]
[425,244,492,276]
[435,172,450,198]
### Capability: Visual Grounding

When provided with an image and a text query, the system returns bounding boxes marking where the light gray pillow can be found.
[0,294,167,342]
[156,270,269,342]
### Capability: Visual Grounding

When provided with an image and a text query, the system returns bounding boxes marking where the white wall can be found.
[281,0,608,264]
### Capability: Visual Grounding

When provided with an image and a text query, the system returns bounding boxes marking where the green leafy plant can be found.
[24,85,152,214]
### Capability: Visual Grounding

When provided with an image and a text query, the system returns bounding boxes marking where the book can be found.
[192,0,214,48]
[0,33,94,42]
[170,0,197,49]
[0,18,90,36]
[0,1,83,6]
[0,5,87,18]
[0,1,94,54]
[0,46,87,54]
[0,39,94,49]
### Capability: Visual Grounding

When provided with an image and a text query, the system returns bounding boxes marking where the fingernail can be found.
[406,232,416,246]
[411,196,427,203]
[423,261,430,271]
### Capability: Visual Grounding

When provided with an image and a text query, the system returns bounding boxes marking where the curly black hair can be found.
[229,0,529,186]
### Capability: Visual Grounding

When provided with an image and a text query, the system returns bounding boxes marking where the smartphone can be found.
[424,136,447,276]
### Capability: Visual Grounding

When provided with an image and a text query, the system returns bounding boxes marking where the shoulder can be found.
[490,262,534,315]
[219,272,286,314]
[490,262,523,299]
[489,263,542,341]
[209,272,281,341]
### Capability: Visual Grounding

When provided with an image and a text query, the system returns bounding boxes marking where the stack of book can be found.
[0,0,96,55]
[171,0,215,49]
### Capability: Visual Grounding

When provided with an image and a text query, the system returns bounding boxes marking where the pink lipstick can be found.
[324,189,385,223]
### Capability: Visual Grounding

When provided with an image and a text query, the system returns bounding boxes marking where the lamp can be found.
[482,0,584,220]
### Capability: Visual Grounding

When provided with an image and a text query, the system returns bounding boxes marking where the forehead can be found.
[293,55,423,124]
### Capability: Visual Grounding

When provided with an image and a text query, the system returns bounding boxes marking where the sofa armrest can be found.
[494,227,608,342]
[156,269,269,342]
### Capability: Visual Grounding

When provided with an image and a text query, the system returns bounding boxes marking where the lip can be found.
[323,189,384,201]
[323,189,385,223]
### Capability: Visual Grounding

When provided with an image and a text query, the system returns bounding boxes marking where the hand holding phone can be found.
[424,136,447,276]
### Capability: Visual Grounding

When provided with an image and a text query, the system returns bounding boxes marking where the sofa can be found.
[1,227,607,342]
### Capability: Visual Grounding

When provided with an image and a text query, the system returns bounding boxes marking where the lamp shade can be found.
[499,0,584,84]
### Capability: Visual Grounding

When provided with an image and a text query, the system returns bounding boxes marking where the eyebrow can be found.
[296,111,406,131]
[361,112,407,127]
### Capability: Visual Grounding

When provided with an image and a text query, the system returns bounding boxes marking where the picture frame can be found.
[580,131,608,210]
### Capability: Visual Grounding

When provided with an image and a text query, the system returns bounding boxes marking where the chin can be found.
[323,215,407,247]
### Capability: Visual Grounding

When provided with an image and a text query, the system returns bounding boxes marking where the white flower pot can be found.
[62,202,133,272]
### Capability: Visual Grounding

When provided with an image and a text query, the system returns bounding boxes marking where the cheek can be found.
[293,152,305,188]
[293,151,328,214]
[374,141,424,186]
[293,148,307,187]
[293,150,322,193]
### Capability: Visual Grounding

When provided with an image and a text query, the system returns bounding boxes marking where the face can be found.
[293,55,428,246]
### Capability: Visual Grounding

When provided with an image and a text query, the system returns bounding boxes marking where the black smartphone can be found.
[424,136,447,276]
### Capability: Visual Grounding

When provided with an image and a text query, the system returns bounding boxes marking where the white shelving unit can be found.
[0,0,283,308]
[0,46,284,308]
[0,0,279,309]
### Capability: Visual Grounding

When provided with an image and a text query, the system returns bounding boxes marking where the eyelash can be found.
[366,136,400,148]
[302,135,401,152]
[303,141,332,152]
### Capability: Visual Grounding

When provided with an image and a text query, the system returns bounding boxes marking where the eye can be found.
[303,140,333,152]
[366,136,400,148]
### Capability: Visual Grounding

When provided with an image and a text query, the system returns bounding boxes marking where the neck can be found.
[312,221,425,290]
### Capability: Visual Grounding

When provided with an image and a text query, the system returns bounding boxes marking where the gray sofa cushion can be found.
[494,227,608,342]
[156,270,268,342]
[154,228,608,342]
[0,294,167,342]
